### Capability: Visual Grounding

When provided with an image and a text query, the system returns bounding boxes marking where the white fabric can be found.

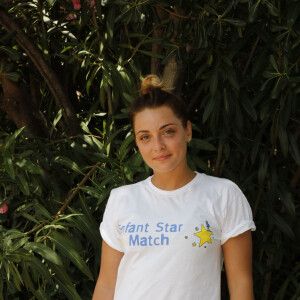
[100,172,256,300]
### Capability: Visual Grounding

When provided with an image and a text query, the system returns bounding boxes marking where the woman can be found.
[92,75,256,300]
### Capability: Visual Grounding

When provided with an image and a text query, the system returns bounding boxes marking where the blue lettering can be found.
[145,223,149,232]
[128,225,135,233]
[140,237,147,246]
[129,234,139,246]
[156,222,164,232]
[136,224,143,232]
[161,234,169,245]
[125,222,131,233]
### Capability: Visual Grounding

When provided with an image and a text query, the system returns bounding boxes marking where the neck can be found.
[151,166,196,191]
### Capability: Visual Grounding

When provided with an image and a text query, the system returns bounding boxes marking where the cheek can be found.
[137,143,150,156]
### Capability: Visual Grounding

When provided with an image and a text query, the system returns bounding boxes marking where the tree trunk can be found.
[0,73,48,136]
[0,8,79,135]
[151,5,166,76]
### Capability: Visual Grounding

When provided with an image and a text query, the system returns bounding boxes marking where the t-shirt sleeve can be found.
[221,183,256,245]
[99,189,124,252]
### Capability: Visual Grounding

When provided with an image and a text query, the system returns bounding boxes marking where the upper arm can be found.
[92,240,124,300]
[222,230,254,300]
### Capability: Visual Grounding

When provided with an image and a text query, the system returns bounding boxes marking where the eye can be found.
[163,128,175,135]
[139,135,150,141]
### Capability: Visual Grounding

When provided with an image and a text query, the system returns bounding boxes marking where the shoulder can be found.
[109,177,149,199]
[198,173,242,195]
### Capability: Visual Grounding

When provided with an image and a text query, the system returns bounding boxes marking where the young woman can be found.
[92,75,256,300]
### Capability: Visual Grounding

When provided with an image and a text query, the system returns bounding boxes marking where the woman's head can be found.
[129,75,188,130]
[129,75,192,176]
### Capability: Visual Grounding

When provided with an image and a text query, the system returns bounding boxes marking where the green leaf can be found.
[49,231,93,280]
[278,188,296,218]
[203,96,217,123]
[289,132,300,165]
[49,263,82,300]
[241,97,257,121]
[189,155,209,172]
[53,108,63,128]
[16,173,30,196]
[209,69,219,96]
[50,109,63,137]
[287,2,300,28]
[54,156,83,174]
[0,46,21,60]
[15,159,43,175]
[258,154,269,184]
[273,213,295,241]
[106,6,115,46]
[80,186,104,199]
[10,237,29,252]
[137,50,165,59]
[3,72,20,81]
[278,124,288,157]
[119,133,135,161]
[34,203,52,219]
[3,154,15,179]
[69,207,101,256]
[22,212,39,224]
[24,242,63,266]
[189,139,216,151]
[3,127,24,153]
[224,19,246,27]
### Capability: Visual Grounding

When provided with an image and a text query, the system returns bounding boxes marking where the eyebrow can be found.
[135,123,178,135]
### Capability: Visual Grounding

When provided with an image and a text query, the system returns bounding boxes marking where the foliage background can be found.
[0,0,299,299]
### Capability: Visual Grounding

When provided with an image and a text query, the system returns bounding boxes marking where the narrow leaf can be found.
[49,231,93,280]
[24,242,63,266]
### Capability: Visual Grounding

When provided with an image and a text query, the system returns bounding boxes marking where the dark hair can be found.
[129,75,188,129]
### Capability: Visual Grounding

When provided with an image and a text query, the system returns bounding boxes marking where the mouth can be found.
[153,154,171,161]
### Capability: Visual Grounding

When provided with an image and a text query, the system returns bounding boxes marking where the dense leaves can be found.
[0,0,299,299]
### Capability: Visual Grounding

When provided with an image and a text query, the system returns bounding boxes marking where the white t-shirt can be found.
[100,172,256,300]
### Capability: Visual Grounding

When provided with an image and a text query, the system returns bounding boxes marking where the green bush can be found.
[0,0,299,299]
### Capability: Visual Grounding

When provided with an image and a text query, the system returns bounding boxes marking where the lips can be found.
[153,154,171,161]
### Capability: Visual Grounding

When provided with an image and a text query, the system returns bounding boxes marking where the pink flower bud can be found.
[0,203,8,214]
[90,0,95,7]
[72,0,81,10]
[66,12,78,20]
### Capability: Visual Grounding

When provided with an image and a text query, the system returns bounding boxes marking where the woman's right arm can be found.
[92,240,124,300]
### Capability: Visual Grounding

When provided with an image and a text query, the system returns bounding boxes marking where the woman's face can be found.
[134,106,192,175]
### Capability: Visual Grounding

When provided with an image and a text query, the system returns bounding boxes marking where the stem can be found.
[253,184,264,219]
[262,254,273,300]
[213,138,223,176]
[243,35,260,75]
[290,166,300,188]
[25,162,101,235]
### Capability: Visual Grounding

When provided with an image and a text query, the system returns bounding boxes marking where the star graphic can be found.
[194,225,212,247]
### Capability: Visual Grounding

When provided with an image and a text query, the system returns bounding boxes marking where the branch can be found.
[243,35,260,75]
[25,162,101,235]
[151,5,167,76]
[290,165,300,188]
[213,138,223,176]
[156,4,203,20]
[187,81,206,113]
[0,8,79,133]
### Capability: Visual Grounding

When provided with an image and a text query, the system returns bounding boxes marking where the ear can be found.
[186,120,192,142]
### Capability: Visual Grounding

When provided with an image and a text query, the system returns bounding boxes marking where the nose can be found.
[153,135,165,151]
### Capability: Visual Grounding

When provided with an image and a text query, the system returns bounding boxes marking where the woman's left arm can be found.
[222,230,255,300]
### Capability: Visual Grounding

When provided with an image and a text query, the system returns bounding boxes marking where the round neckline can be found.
[144,172,201,196]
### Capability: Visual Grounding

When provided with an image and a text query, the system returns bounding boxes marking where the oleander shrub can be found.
[0,0,299,299]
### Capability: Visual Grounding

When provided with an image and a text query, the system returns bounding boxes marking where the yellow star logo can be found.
[194,225,212,247]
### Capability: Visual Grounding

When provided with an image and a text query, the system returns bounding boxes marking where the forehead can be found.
[134,106,180,131]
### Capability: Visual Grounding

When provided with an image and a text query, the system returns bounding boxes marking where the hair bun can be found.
[141,74,164,95]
